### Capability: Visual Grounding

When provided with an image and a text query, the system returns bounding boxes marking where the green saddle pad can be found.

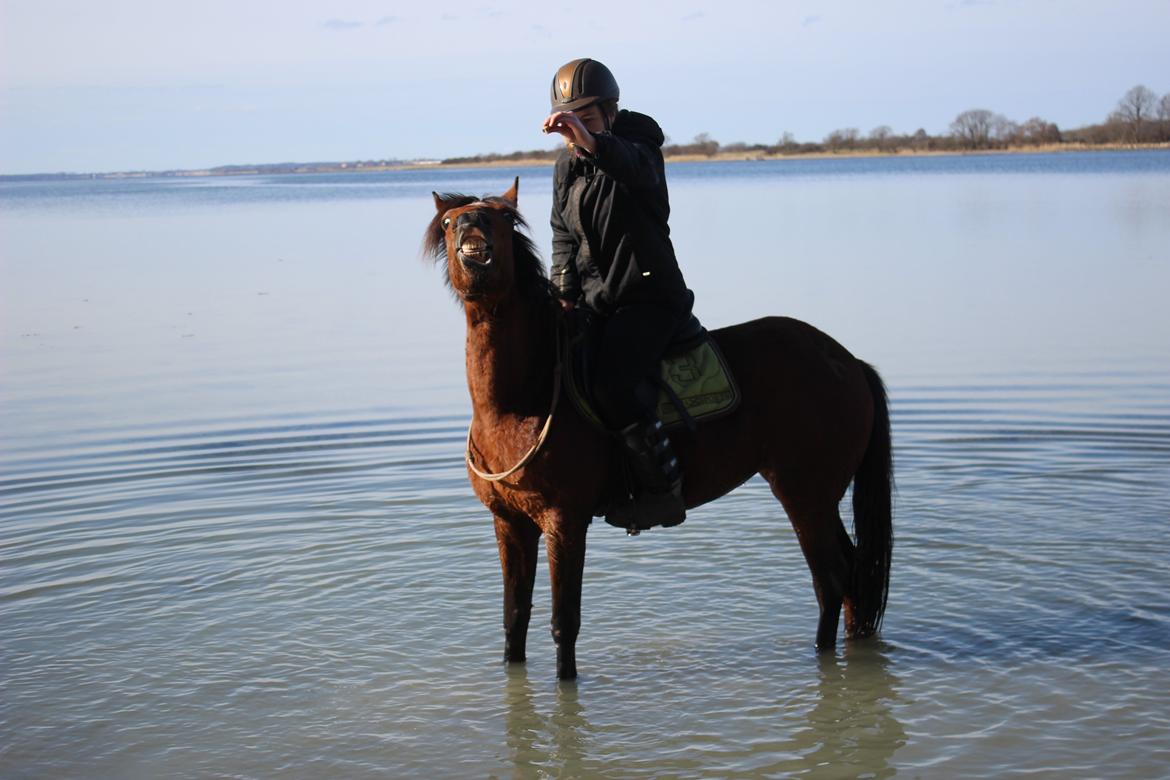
[656,338,740,427]
[564,330,741,432]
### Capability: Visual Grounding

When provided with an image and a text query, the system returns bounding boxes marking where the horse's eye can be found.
[442,217,451,228]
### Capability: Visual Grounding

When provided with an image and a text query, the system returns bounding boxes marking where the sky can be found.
[1,0,1168,174]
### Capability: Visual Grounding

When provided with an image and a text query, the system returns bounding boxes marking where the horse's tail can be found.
[850,362,893,637]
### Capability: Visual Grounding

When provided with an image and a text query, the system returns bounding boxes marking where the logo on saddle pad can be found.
[668,356,701,385]
[655,342,739,428]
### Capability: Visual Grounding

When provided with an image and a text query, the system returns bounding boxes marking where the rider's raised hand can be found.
[542,111,596,154]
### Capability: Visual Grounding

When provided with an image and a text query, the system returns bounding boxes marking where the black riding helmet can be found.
[549,58,620,113]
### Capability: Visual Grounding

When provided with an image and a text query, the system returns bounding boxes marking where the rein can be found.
[465,316,563,483]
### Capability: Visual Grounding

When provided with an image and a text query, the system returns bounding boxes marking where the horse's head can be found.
[424,178,548,306]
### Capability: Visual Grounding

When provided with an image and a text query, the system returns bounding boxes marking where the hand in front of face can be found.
[542,111,596,154]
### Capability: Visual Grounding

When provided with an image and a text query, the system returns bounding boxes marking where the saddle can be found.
[563,310,741,433]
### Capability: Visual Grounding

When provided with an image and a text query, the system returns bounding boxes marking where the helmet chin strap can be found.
[602,106,613,133]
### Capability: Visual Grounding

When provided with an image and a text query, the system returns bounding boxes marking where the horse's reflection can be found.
[503,666,590,777]
[779,643,906,779]
[500,646,904,778]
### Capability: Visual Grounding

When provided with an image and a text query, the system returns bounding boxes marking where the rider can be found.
[542,58,694,531]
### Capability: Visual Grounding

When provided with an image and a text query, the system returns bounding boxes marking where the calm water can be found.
[2,152,1169,778]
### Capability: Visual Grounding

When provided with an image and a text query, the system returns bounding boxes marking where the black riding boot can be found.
[605,418,686,534]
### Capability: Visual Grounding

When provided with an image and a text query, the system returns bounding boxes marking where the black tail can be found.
[850,362,893,636]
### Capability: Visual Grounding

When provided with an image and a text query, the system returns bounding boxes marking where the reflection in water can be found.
[767,644,906,779]
[502,666,591,778]
[499,646,905,779]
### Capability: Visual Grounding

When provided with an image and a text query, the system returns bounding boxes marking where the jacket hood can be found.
[612,110,664,147]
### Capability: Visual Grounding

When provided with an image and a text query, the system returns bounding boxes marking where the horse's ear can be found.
[432,191,450,213]
[501,177,519,207]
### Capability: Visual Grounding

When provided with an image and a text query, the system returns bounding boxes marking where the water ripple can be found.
[3,382,1169,777]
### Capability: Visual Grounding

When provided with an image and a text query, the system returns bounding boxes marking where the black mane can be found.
[423,193,553,304]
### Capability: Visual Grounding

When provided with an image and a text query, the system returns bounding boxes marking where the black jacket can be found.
[550,110,694,317]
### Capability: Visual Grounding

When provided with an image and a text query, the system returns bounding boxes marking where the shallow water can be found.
[3,152,1170,778]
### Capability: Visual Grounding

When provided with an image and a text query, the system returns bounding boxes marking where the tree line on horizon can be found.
[441,84,1170,164]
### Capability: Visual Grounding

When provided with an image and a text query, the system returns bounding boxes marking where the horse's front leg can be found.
[545,520,588,680]
[493,513,540,664]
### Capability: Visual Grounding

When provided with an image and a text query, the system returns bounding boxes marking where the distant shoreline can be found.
[440,142,1170,170]
[2,142,1167,182]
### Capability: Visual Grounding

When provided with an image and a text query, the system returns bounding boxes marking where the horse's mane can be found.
[423,194,553,304]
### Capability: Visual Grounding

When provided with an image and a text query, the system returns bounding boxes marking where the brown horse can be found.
[424,179,892,680]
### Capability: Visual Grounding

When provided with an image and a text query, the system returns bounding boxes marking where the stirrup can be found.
[604,488,685,535]
[606,418,686,533]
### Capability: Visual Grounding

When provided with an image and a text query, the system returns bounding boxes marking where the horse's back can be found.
[710,315,869,394]
[711,315,859,365]
[682,316,874,508]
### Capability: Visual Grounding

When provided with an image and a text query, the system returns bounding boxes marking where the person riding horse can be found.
[542,58,694,531]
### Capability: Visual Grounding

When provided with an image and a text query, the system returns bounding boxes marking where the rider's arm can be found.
[584,133,661,190]
[550,197,580,304]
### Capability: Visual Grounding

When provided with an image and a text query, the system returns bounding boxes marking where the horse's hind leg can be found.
[493,513,540,664]
[776,498,855,652]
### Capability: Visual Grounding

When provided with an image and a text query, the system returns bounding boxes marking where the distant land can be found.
[4,84,1168,181]
[2,141,1167,183]
[0,159,424,182]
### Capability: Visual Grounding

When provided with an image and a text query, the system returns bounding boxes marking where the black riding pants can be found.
[591,303,683,429]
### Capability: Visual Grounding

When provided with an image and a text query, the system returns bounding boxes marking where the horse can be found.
[423,178,892,680]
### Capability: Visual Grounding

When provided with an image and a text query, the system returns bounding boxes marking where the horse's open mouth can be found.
[459,236,493,266]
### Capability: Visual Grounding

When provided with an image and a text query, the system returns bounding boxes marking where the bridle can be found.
[460,207,563,482]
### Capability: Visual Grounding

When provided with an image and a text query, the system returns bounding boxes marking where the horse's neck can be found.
[464,296,554,422]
